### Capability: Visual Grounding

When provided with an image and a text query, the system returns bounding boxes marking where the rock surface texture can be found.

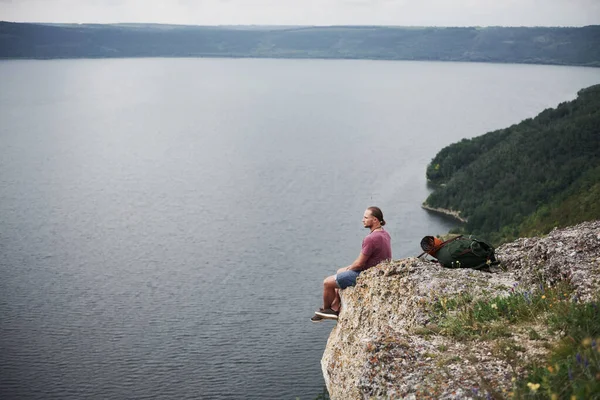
[321,220,600,399]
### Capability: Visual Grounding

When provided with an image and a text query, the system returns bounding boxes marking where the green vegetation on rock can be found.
[425,84,600,244]
[425,282,600,399]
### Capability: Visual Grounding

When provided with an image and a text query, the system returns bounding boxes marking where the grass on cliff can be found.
[425,282,600,399]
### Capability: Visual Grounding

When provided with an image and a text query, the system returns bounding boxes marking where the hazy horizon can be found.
[3,21,600,28]
[1,0,599,28]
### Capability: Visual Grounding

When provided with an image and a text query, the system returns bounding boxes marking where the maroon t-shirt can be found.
[360,229,392,271]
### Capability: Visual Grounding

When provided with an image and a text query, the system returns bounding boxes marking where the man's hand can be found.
[338,252,368,273]
[337,252,368,274]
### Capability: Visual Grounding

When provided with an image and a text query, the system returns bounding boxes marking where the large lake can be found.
[1,58,599,399]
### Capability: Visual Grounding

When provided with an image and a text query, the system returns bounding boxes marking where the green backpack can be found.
[420,235,498,270]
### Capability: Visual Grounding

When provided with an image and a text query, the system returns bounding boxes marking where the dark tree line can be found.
[1,22,600,66]
[425,84,600,244]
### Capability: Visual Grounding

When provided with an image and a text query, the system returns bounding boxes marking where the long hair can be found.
[368,206,386,226]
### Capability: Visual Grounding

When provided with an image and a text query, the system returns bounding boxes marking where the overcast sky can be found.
[1,0,599,27]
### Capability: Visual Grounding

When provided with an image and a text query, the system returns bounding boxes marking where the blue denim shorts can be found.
[335,270,361,289]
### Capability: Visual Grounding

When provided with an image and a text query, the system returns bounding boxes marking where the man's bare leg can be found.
[330,289,341,312]
[322,275,338,310]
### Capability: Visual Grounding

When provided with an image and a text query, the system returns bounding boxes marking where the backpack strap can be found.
[417,235,463,259]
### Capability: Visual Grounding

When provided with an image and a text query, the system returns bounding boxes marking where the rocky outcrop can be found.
[497,220,600,303]
[321,220,600,399]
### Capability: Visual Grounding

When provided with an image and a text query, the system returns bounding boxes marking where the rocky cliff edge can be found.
[321,220,600,399]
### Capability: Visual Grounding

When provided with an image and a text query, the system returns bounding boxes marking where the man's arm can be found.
[337,252,368,273]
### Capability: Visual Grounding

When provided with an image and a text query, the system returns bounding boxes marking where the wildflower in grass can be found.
[551,394,558,400]
[542,295,546,299]
[491,304,497,309]
[576,353,582,364]
[582,337,592,347]
[568,367,573,380]
[527,382,540,392]
[547,365,554,373]
[570,396,577,400]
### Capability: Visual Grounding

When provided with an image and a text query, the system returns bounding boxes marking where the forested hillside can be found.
[1,22,600,66]
[425,84,600,244]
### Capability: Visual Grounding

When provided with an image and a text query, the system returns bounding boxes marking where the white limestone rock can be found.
[321,220,600,399]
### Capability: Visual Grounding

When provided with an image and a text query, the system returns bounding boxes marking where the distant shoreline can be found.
[421,203,468,223]
[2,22,599,67]
[1,55,599,69]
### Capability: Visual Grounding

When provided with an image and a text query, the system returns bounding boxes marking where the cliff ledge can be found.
[322,220,600,399]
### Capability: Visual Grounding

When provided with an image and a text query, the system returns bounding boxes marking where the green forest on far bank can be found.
[1,22,600,67]
[425,84,600,244]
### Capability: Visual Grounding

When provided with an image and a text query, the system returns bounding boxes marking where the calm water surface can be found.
[1,58,599,399]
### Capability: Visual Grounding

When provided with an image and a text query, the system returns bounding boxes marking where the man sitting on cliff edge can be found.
[312,206,392,322]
